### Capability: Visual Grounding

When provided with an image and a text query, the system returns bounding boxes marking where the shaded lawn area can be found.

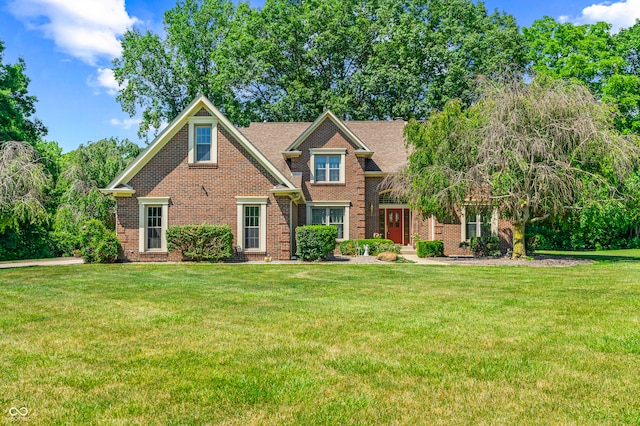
[537,248,640,262]
[1,263,640,425]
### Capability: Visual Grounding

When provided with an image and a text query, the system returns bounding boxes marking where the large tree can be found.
[114,0,525,136]
[52,138,141,254]
[0,141,51,232]
[399,75,638,258]
[114,0,241,139]
[0,41,47,145]
[524,18,640,134]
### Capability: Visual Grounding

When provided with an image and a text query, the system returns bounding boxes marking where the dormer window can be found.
[188,117,217,164]
[310,148,346,184]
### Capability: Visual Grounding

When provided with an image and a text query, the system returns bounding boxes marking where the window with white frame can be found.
[195,125,212,161]
[236,196,267,252]
[188,117,217,164]
[244,205,260,249]
[306,201,350,240]
[462,206,496,241]
[310,149,345,183]
[138,197,170,252]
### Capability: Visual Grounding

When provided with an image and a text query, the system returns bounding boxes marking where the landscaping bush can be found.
[80,219,121,263]
[296,225,337,261]
[166,224,233,262]
[339,239,399,256]
[469,236,501,257]
[416,240,444,257]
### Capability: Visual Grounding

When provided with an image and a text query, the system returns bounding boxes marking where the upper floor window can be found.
[188,117,217,164]
[315,155,341,182]
[309,148,346,184]
[195,125,212,161]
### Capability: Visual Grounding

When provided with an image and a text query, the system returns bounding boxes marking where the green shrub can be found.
[416,240,444,257]
[339,239,357,256]
[0,223,55,261]
[469,236,501,257]
[80,219,121,263]
[339,239,399,256]
[296,225,337,261]
[166,224,233,262]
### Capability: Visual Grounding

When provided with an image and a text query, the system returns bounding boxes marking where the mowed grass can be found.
[1,263,640,425]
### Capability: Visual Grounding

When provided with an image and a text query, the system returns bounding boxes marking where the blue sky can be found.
[1,0,639,152]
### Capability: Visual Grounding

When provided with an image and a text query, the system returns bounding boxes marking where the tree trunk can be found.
[512,221,526,259]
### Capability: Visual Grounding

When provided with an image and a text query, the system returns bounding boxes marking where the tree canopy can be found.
[524,18,640,134]
[114,0,525,137]
[399,74,638,258]
[0,41,47,145]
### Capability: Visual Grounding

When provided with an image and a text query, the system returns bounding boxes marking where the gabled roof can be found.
[284,110,373,153]
[104,95,298,192]
[241,119,407,176]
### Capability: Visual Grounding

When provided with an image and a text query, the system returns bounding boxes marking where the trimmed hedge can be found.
[296,225,337,261]
[166,224,233,262]
[339,239,399,256]
[416,240,444,258]
[469,236,501,257]
[80,219,121,263]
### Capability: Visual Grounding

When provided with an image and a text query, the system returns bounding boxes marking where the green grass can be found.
[1,263,640,424]
[538,248,640,262]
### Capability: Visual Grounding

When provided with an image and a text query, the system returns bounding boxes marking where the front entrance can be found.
[379,207,411,245]
[386,209,403,243]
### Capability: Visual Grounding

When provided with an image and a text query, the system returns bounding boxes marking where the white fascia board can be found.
[105,94,297,191]
[284,110,373,152]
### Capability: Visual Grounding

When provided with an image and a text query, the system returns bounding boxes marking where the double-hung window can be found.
[236,197,268,252]
[138,197,170,252]
[314,155,341,182]
[147,206,163,249]
[188,117,217,164]
[462,206,496,240]
[307,201,350,240]
[310,149,346,183]
[311,207,344,238]
[195,125,212,162]
[244,206,260,249]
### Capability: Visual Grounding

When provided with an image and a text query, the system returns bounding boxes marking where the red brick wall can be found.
[290,119,367,240]
[116,121,292,262]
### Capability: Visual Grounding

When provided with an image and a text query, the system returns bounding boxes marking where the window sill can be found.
[188,163,218,169]
[311,182,346,186]
[239,249,266,254]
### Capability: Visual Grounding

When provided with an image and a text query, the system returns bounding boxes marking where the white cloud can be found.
[8,0,138,65]
[88,68,122,95]
[109,117,141,130]
[573,0,640,31]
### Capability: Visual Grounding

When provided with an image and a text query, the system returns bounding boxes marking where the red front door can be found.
[386,209,403,243]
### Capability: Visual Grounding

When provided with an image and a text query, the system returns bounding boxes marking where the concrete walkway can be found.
[401,254,449,265]
[0,257,84,269]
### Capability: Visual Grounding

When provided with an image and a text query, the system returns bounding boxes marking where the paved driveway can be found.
[0,257,84,269]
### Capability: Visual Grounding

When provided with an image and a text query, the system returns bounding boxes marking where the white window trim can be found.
[235,196,268,252]
[138,197,170,252]
[309,148,346,184]
[188,117,218,164]
[306,201,350,240]
[461,206,498,241]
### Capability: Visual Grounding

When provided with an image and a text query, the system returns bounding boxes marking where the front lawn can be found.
[1,263,639,424]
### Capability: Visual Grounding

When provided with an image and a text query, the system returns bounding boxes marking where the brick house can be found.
[102,95,512,262]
